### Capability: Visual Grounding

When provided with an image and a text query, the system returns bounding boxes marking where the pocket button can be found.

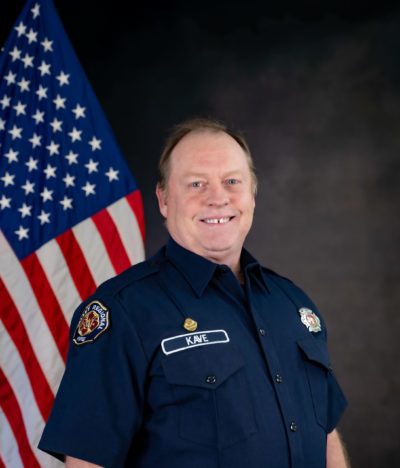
[205,375,217,384]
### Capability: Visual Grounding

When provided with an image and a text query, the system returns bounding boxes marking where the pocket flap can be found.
[297,338,331,370]
[162,343,245,389]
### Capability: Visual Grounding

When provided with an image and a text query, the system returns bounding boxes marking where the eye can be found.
[226,179,239,185]
[191,181,202,188]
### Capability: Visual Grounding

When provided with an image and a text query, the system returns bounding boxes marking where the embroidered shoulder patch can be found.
[73,300,110,345]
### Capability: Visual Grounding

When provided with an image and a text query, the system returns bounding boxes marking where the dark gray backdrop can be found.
[2,2,399,467]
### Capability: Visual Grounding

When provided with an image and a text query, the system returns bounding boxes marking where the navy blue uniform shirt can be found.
[39,237,347,467]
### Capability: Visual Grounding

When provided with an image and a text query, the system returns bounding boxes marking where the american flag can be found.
[0,1,145,466]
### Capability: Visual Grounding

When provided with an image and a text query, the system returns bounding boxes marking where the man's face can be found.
[156,130,255,268]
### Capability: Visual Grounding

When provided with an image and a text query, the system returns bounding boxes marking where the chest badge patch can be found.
[183,318,198,332]
[161,330,229,355]
[299,307,321,333]
[73,300,110,345]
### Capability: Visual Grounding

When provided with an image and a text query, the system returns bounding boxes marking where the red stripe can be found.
[21,253,69,363]
[126,190,145,243]
[56,229,97,301]
[92,209,131,274]
[0,368,41,468]
[0,454,5,468]
[0,280,55,421]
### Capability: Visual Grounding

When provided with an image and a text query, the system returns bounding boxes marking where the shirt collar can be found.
[240,248,270,294]
[165,236,269,296]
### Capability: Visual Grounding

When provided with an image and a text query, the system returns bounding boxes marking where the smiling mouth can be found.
[201,216,234,224]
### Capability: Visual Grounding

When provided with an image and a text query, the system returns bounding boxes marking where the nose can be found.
[206,183,229,206]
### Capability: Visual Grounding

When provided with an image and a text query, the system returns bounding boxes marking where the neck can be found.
[234,268,245,285]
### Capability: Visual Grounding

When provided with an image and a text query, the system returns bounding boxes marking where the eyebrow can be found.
[183,170,243,178]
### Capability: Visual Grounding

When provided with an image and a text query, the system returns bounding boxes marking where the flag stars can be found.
[59,195,73,211]
[14,22,26,37]
[72,103,86,119]
[29,132,42,148]
[17,77,30,92]
[37,210,51,225]
[13,101,27,116]
[9,46,21,62]
[4,70,16,85]
[85,158,99,174]
[65,150,78,165]
[88,136,102,151]
[38,60,51,76]
[68,127,82,142]
[41,37,53,52]
[0,95,11,110]
[32,109,45,124]
[1,172,15,187]
[46,140,60,156]
[0,118,5,130]
[4,148,19,163]
[50,117,63,132]
[0,195,11,210]
[15,225,29,240]
[31,3,40,18]
[44,164,57,179]
[18,203,32,218]
[36,85,48,101]
[25,28,38,44]
[82,181,96,196]
[53,94,66,109]
[8,125,22,141]
[21,180,35,195]
[56,71,70,86]
[62,173,75,187]
[20,52,34,68]
[105,167,119,181]
[40,187,53,202]
[25,156,38,172]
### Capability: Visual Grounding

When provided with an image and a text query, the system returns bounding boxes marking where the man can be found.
[39,118,349,467]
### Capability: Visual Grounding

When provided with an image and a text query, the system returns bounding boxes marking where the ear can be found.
[156,184,168,218]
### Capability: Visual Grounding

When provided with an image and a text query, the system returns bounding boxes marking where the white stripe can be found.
[107,196,145,265]
[72,217,116,286]
[0,406,23,468]
[0,231,64,395]
[36,239,81,325]
[0,321,63,468]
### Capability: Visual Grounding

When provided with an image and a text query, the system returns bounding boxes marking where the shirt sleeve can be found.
[38,292,148,467]
[326,369,348,433]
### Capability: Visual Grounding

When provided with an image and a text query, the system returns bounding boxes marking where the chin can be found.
[201,241,236,255]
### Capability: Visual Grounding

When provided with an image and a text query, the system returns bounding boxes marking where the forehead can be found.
[169,130,249,172]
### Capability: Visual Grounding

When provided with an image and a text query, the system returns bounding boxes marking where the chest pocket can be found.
[161,342,257,448]
[298,338,347,433]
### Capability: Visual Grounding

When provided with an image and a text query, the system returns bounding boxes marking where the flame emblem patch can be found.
[299,307,322,333]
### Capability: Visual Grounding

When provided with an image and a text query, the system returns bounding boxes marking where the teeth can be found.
[203,217,230,224]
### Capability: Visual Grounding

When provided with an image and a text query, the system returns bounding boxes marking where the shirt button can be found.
[205,375,216,384]
[275,374,283,383]
[290,422,297,432]
[259,328,266,336]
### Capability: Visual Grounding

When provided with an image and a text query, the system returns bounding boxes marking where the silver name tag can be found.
[161,329,229,355]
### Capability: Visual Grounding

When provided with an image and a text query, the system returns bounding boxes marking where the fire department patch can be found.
[73,300,110,345]
[299,307,322,333]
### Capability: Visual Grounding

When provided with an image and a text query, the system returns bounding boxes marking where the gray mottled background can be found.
[2,1,400,466]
